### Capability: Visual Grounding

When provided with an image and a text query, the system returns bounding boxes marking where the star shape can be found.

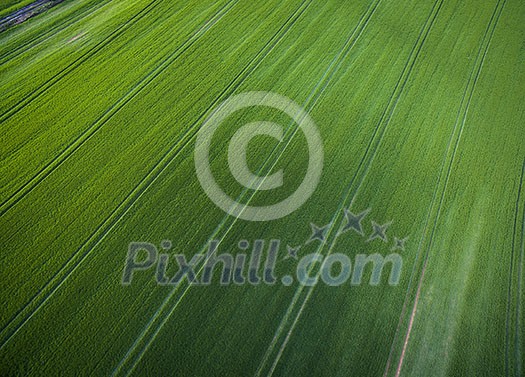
[285,245,301,260]
[340,207,371,236]
[367,221,392,243]
[391,236,408,251]
[307,222,331,244]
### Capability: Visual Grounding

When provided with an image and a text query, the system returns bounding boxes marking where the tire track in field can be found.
[505,158,525,377]
[255,1,446,375]
[111,1,382,375]
[386,2,506,376]
[0,0,236,217]
[0,0,164,124]
[0,0,111,64]
[516,178,525,377]
[0,0,312,353]
[0,0,240,349]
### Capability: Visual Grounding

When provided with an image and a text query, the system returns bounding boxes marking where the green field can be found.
[1,0,524,375]
[0,1,34,18]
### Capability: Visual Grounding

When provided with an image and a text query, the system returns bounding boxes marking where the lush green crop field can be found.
[0,1,33,18]
[1,0,524,375]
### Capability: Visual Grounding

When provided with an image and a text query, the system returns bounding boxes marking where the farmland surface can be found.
[1,0,524,376]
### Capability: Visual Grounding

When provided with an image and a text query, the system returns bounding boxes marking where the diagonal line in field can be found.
[517,167,525,377]
[506,158,525,377]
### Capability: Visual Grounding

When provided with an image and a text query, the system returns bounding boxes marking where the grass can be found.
[0,0,34,19]
[0,0,524,375]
